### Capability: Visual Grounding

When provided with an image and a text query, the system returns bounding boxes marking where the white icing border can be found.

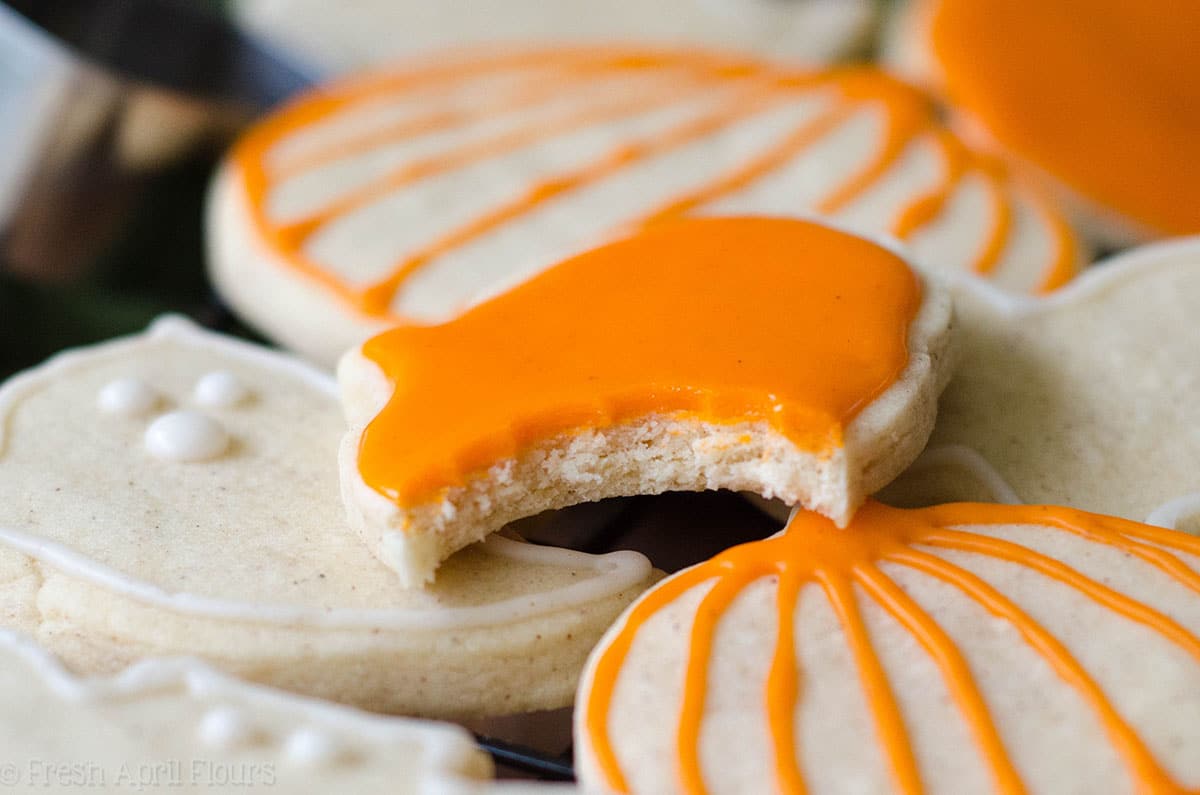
[1145,494,1200,531]
[0,627,483,778]
[0,316,651,630]
[898,444,1022,504]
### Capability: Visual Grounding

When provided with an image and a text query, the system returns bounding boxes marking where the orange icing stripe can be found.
[232,48,1080,321]
[822,572,922,794]
[766,570,807,794]
[927,0,1200,235]
[358,89,783,314]
[582,501,1200,793]
[854,564,1023,793]
[356,218,920,505]
[971,168,1013,277]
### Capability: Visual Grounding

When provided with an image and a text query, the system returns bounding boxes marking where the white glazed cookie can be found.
[576,500,1200,794]
[233,0,875,73]
[0,317,656,718]
[0,628,493,792]
[886,0,1200,247]
[338,218,955,586]
[883,237,1200,526]
[208,46,1081,366]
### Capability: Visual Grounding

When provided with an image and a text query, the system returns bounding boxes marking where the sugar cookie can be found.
[577,500,1200,793]
[209,47,1079,365]
[0,317,655,718]
[339,217,954,586]
[887,238,1200,524]
[0,628,492,792]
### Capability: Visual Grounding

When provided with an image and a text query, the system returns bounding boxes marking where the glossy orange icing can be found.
[356,217,920,504]
[232,47,1079,319]
[583,500,1200,793]
[927,0,1200,235]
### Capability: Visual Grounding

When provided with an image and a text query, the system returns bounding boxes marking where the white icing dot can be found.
[193,371,250,408]
[144,411,229,462]
[283,727,342,766]
[198,706,252,750]
[97,378,159,417]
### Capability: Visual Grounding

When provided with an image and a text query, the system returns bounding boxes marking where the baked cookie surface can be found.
[0,317,655,718]
[339,217,954,586]
[576,500,1200,793]
[209,47,1081,365]
[883,238,1200,524]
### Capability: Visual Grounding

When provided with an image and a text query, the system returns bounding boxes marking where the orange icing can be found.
[356,217,920,504]
[583,500,1200,793]
[927,0,1200,235]
[232,47,1079,318]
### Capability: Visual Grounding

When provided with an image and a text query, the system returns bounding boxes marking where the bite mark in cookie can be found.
[339,217,954,585]
[0,317,656,718]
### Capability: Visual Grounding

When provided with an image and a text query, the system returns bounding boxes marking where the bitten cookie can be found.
[576,500,1200,793]
[233,0,875,73]
[0,317,655,718]
[0,628,492,792]
[339,217,955,586]
[883,237,1200,525]
[208,46,1081,365]
[887,0,1200,246]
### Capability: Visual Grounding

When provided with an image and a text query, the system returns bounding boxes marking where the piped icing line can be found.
[0,628,483,776]
[580,500,1200,794]
[232,47,1081,321]
[0,316,652,629]
[897,445,1022,505]
[1146,494,1200,531]
[0,526,650,630]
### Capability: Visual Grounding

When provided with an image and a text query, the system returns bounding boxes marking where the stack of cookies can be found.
[3,1,1199,791]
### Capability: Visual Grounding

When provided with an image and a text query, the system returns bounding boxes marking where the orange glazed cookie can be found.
[338,217,954,586]
[889,0,1200,245]
[576,500,1200,794]
[209,46,1079,365]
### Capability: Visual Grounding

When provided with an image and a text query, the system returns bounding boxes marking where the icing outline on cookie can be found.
[0,316,651,629]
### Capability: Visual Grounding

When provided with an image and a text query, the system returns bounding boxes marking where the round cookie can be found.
[338,217,955,586]
[209,46,1083,365]
[0,628,495,792]
[576,500,1200,793]
[233,0,876,74]
[888,0,1200,246]
[0,317,656,718]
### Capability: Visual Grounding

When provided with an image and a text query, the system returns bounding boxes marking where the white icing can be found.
[144,410,229,462]
[193,371,251,408]
[0,316,653,630]
[96,377,159,417]
[198,706,254,750]
[900,445,1023,505]
[284,727,343,766]
[0,628,483,785]
[1146,493,1200,530]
